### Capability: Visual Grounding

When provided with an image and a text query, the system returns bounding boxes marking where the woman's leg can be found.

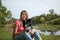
[24,32,32,40]
[13,32,32,40]
[13,33,25,40]
[33,30,42,40]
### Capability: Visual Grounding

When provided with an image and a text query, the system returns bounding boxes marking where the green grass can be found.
[36,24,60,30]
[0,25,60,40]
[40,34,60,40]
[0,29,12,40]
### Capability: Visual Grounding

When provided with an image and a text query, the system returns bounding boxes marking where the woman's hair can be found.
[20,10,28,21]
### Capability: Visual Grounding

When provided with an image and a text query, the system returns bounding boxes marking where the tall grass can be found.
[0,29,12,40]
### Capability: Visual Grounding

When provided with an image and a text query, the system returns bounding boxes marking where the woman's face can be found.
[22,12,27,20]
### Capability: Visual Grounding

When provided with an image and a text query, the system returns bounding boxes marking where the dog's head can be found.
[23,19,32,27]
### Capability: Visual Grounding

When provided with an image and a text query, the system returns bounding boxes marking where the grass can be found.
[36,24,60,30]
[40,34,60,40]
[0,24,60,40]
[0,29,12,40]
[0,29,60,40]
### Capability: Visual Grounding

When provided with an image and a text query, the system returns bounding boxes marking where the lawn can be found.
[0,28,60,40]
[40,34,60,40]
[36,24,60,30]
[0,29,12,40]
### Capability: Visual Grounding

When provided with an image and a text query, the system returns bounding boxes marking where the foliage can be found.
[48,17,60,25]
[31,9,60,25]
[40,16,45,23]
[0,0,12,27]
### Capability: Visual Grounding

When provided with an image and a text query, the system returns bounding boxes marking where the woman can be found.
[13,10,32,40]
[13,10,42,40]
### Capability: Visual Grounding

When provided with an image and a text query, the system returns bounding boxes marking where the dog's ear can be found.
[27,19,31,22]
[23,20,27,27]
[27,19,32,26]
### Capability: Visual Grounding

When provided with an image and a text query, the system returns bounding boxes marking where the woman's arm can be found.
[13,25,21,37]
[13,24,25,37]
[14,26,20,35]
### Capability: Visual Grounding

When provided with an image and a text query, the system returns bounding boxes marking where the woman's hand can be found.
[30,29,36,34]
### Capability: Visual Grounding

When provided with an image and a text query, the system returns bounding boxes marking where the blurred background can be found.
[0,0,60,40]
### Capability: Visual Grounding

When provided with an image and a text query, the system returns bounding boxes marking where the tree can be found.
[49,9,54,14]
[40,16,45,23]
[0,0,2,6]
[0,0,12,27]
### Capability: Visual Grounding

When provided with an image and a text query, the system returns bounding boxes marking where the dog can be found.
[23,19,34,39]
[23,19,33,32]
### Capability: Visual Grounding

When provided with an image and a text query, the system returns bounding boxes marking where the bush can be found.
[48,17,60,25]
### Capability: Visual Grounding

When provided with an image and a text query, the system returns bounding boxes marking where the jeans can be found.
[13,32,32,40]
[32,30,42,40]
[13,30,42,40]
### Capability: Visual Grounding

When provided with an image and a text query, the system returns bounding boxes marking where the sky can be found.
[2,0,60,19]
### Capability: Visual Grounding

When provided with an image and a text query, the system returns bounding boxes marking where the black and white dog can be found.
[23,19,33,32]
[23,19,34,39]
[23,19,42,40]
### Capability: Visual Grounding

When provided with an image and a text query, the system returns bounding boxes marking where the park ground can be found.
[0,24,60,40]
